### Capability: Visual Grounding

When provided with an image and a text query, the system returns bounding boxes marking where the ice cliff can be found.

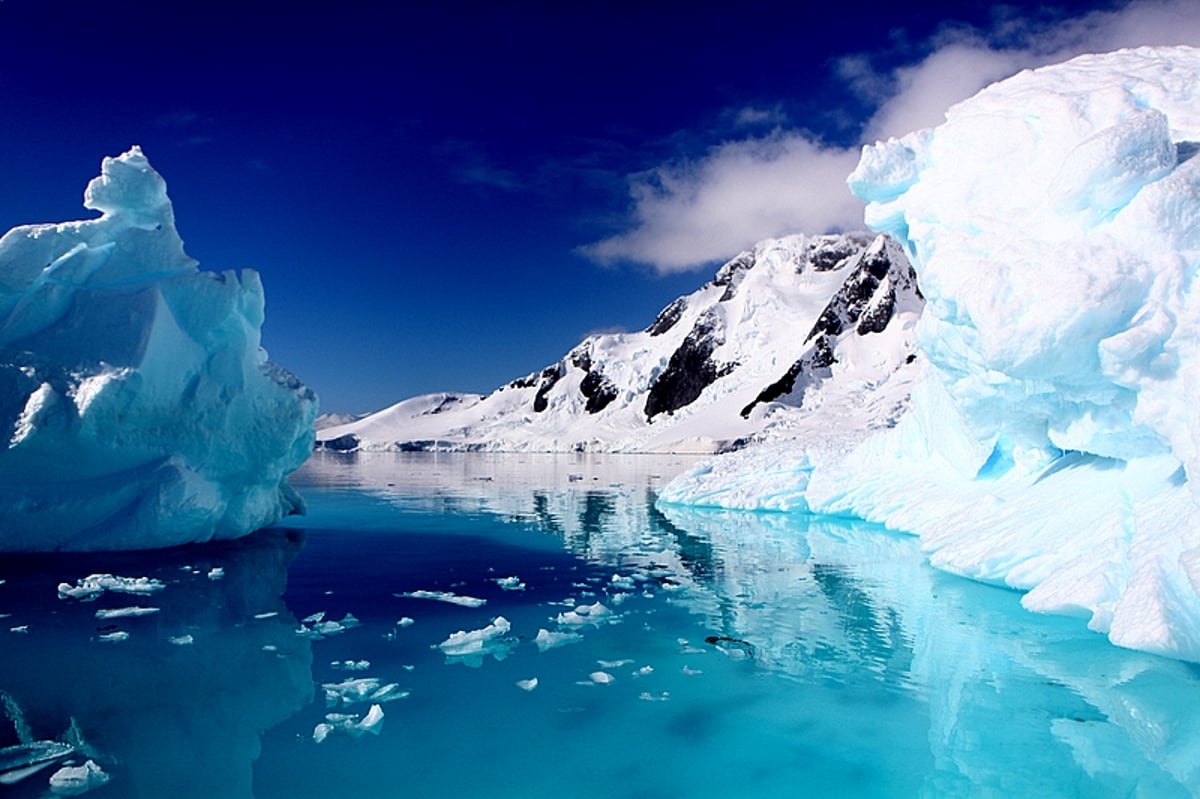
[0,147,316,550]
[663,46,1200,662]
[316,233,922,454]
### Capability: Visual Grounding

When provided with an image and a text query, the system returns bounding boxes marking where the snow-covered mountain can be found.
[316,232,923,454]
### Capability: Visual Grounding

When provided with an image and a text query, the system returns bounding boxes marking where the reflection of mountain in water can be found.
[0,528,313,798]
[293,453,1200,797]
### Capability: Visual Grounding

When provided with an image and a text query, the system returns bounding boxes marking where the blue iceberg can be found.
[0,147,316,550]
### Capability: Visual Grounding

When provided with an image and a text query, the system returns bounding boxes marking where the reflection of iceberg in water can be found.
[659,505,1200,797]
[0,528,312,798]
[295,454,1200,796]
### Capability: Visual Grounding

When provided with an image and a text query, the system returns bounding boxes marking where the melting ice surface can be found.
[5,453,1200,797]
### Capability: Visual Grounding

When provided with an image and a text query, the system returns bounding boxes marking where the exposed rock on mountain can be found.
[316,232,923,453]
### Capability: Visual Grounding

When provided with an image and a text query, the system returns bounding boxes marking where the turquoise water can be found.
[2,452,1200,798]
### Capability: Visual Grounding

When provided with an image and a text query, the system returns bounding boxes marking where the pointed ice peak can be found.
[83,145,174,229]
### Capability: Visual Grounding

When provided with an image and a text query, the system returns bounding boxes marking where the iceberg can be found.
[0,147,316,550]
[663,46,1200,662]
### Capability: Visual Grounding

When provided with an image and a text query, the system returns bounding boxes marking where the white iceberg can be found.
[0,147,316,551]
[663,46,1200,662]
[57,574,165,600]
[533,628,583,652]
[436,616,514,665]
[47,759,109,796]
[554,601,611,627]
[312,704,385,744]
[397,590,487,608]
[322,677,408,707]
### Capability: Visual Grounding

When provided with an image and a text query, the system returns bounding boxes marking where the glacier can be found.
[663,46,1200,662]
[0,147,316,550]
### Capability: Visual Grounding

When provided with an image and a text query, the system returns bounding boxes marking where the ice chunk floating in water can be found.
[0,147,316,551]
[663,46,1200,662]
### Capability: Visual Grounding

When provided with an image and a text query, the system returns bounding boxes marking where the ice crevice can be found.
[662,46,1200,663]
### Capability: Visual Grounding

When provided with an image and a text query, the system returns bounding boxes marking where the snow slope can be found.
[664,46,1200,662]
[0,147,316,550]
[317,233,922,454]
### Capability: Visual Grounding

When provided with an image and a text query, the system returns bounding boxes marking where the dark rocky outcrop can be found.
[533,365,564,412]
[580,369,619,414]
[646,297,688,337]
[714,252,756,302]
[806,233,874,272]
[645,311,730,419]
[316,434,359,452]
[742,237,918,418]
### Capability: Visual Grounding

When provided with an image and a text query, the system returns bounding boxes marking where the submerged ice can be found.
[664,46,1200,662]
[0,147,316,551]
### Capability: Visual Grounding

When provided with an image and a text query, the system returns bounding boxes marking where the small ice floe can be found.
[58,574,165,601]
[681,666,703,676]
[94,607,159,620]
[554,602,611,627]
[296,613,361,639]
[312,704,384,743]
[597,658,633,669]
[397,590,486,608]
[206,567,225,581]
[9,625,28,634]
[534,628,582,652]
[638,691,670,702]
[588,671,614,685]
[253,612,279,620]
[331,659,371,672]
[323,677,408,707]
[261,644,277,652]
[515,678,539,692]
[95,631,129,643]
[608,592,631,606]
[677,638,704,655]
[0,740,75,786]
[494,576,526,591]
[437,617,515,666]
[633,665,654,677]
[48,758,109,796]
[169,635,195,646]
[610,574,636,591]
[384,617,415,640]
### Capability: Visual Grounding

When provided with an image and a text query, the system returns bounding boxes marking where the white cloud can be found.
[588,0,1200,274]
[581,134,863,274]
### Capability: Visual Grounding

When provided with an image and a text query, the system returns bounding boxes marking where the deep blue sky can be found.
[0,0,1186,413]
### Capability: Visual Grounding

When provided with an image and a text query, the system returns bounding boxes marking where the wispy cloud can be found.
[586,0,1200,274]
[580,134,862,273]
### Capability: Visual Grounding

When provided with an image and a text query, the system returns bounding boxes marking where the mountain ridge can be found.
[315,231,923,454]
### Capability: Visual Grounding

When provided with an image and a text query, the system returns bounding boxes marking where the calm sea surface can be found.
[2,452,1199,798]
